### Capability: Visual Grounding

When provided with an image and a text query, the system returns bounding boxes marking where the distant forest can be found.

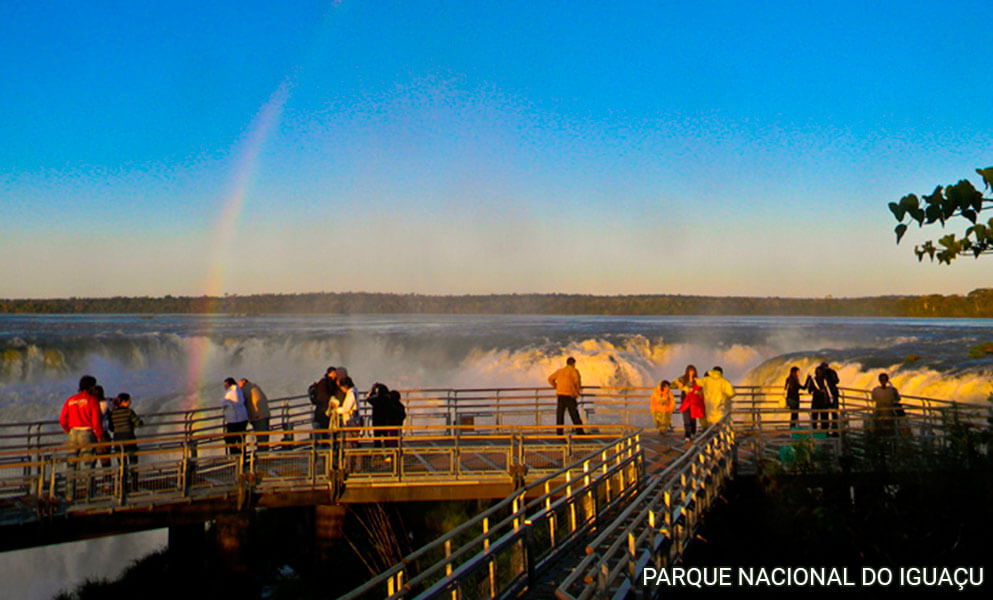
[3,289,993,317]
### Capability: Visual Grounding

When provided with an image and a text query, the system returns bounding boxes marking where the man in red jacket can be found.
[59,374,103,500]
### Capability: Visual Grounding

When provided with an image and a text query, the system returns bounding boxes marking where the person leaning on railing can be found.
[310,367,338,442]
[109,393,143,489]
[239,378,271,449]
[222,377,250,456]
[58,374,104,500]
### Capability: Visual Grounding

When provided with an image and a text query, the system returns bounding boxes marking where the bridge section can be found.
[0,385,986,597]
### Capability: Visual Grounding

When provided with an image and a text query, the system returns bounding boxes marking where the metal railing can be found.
[2,383,984,453]
[554,417,735,600]
[340,430,644,600]
[0,422,636,523]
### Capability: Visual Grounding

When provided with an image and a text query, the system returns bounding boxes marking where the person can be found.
[310,367,338,442]
[387,389,406,448]
[700,366,736,427]
[870,373,901,435]
[649,380,676,434]
[329,376,358,427]
[333,367,353,407]
[93,385,113,467]
[547,357,585,436]
[109,393,143,489]
[59,375,103,500]
[221,377,249,456]
[238,378,271,450]
[818,362,841,435]
[366,383,395,448]
[784,366,804,428]
[808,364,831,431]
[673,365,705,441]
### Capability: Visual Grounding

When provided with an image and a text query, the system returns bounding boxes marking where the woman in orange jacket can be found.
[650,380,676,434]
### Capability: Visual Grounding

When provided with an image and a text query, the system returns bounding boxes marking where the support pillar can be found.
[214,512,253,573]
[314,504,346,563]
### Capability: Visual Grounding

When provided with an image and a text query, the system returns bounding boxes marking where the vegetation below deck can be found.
[683,422,993,594]
[52,499,495,600]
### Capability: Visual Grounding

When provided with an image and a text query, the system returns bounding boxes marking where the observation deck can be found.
[0,385,985,598]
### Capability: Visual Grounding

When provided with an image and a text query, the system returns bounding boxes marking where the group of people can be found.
[649,365,736,441]
[548,358,737,443]
[308,366,407,445]
[785,364,906,434]
[220,377,271,455]
[783,362,841,431]
[59,375,144,497]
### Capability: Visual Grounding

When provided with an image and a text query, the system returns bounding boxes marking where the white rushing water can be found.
[1,313,992,598]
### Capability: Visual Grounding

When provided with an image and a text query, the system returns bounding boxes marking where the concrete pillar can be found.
[314,504,346,562]
[214,512,253,573]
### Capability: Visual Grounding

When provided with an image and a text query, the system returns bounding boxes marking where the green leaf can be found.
[977,167,993,191]
[895,223,908,243]
[945,180,980,216]
[908,207,925,224]
[888,202,906,221]
[938,233,957,249]
[922,187,943,206]
[925,205,942,224]
[962,208,978,223]
[900,193,921,210]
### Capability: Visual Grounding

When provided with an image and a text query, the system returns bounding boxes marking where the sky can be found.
[1,0,991,299]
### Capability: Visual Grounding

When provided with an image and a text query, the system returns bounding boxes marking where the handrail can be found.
[555,415,736,600]
[339,429,643,600]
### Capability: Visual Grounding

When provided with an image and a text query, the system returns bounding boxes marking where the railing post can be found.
[454,425,461,480]
[281,399,293,443]
[445,539,456,600]
[181,440,193,498]
[623,387,630,426]
[524,520,537,590]
[484,516,496,599]
[117,446,127,506]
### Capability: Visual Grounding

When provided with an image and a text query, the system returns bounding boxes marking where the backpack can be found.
[308,382,319,406]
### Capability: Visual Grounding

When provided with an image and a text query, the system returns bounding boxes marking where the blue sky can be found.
[1,1,991,298]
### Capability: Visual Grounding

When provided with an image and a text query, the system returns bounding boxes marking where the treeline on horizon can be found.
[3,289,993,317]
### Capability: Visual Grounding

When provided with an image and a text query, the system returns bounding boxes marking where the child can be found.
[650,380,675,434]
[109,393,143,468]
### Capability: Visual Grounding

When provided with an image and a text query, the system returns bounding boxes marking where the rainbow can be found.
[183,79,292,404]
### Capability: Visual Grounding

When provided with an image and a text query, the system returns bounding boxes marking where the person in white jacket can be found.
[328,376,357,427]
[699,367,735,427]
[222,377,249,456]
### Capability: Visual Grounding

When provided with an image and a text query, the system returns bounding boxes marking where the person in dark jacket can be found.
[784,366,803,429]
[808,365,831,431]
[366,383,394,448]
[110,393,143,489]
[311,367,338,442]
[818,362,841,436]
[110,393,143,462]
